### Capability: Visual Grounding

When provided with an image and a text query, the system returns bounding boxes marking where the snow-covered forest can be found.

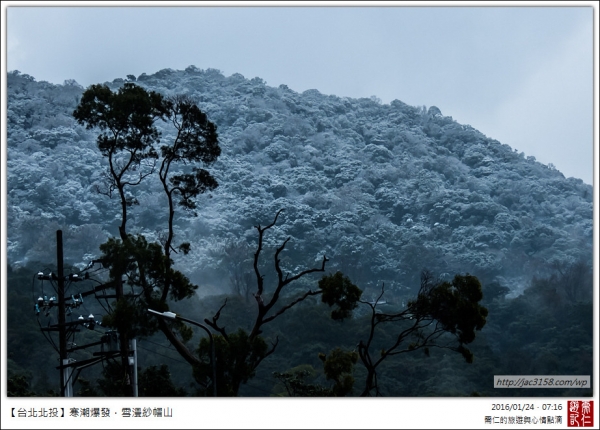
[6,67,593,397]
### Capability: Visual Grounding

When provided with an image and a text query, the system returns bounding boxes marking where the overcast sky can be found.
[4,3,596,185]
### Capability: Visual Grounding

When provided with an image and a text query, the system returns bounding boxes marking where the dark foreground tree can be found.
[73,83,166,240]
[73,83,220,395]
[272,348,358,397]
[357,271,488,396]
[194,209,362,396]
[318,347,359,396]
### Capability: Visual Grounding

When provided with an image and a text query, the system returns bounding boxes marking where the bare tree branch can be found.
[204,298,229,340]
[262,289,321,325]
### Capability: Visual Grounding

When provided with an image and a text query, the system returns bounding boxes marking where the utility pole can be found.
[36,233,137,397]
[56,230,68,397]
[131,339,138,397]
[114,274,134,396]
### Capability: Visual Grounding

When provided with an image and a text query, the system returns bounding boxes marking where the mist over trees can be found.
[6,67,593,397]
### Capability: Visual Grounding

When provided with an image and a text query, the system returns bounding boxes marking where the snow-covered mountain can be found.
[6,67,593,300]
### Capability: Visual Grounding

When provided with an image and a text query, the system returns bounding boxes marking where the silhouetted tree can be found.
[318,347,359,396]
[73,83,220,394]
[195,209,362,396]
[357,271,488,396]
[73,83,165,240]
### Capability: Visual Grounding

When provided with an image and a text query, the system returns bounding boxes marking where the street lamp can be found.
[147,309,217,397]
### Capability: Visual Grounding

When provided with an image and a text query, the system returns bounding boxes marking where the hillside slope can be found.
[6,67,593,299]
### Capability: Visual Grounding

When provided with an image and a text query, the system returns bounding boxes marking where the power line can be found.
[31,231,132,397]
[136,344,188,366]
[141,337,177,351]
[36,316,59,354]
